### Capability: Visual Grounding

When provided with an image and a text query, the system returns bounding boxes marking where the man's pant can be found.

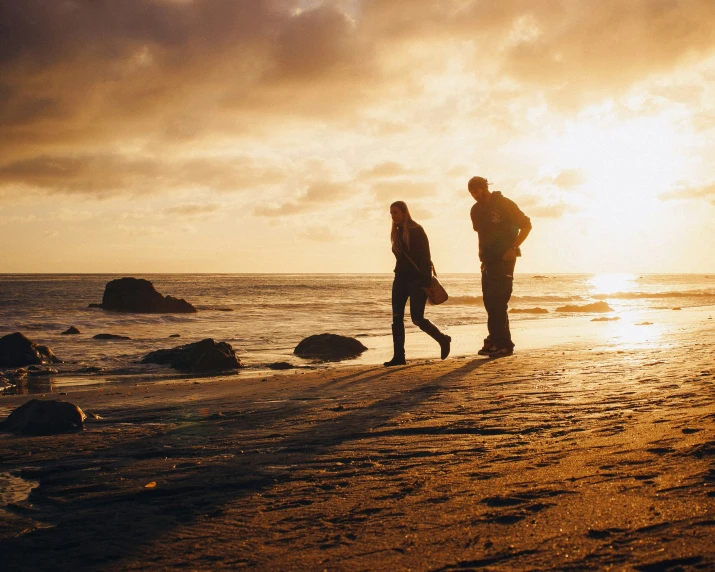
[481,259,516,349]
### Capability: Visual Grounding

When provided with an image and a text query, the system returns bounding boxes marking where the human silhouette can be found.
[468,177,532,357]
[385,201,450,366]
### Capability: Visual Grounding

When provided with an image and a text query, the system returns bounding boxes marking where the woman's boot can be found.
[384,322,406,366]
[418,319,451,360]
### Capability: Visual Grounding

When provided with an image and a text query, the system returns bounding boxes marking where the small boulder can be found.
[555,301,614,313]
[61,326,81,335]
[78,366,103,374]
[267,361,295,370]
[510,307,548,314]
[169,334,181,338]
[93,277,197,314]
[26,366,59,375]
[1,399,86,435]
[0,333,61,368]
[294,334,367,361]
[142,338,242,373]
[93,334,131,340]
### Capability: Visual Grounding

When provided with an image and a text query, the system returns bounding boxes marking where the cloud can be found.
[4,0,715,198]
[0,154,286,197]
[524,202,579,219]
[659,181,715,201]
[165,203,220,216]
[254,181,350,216]
[301,225,340,242]
[358,161,411,179]
[405,204,434,221]
[551,169,585,188]
[371,181,437,201]
[0,1,376,161]
[518,184,580,218]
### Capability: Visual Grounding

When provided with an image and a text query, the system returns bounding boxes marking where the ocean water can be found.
[1,273,714,392]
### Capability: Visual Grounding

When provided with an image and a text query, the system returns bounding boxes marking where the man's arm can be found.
[470,203,479,232]
[502,199,531,261]
[512,226,531,249]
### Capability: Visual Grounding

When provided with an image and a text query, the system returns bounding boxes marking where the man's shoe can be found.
[384,356,407,367]
[478,342,497,356]
[477,337,493,355]
[487,346,513,358]
[440,335,451,360]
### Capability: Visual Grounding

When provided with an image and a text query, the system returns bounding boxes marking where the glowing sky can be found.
[3,0,715,273]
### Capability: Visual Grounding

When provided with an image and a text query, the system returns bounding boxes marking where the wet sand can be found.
[1,309,714,570]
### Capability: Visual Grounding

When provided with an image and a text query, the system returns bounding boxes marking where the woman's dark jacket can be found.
[393,224,432,287]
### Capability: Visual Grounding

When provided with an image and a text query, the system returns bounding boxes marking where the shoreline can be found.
[4,304,711,397]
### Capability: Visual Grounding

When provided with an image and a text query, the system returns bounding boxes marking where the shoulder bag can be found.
[403,253,449,305]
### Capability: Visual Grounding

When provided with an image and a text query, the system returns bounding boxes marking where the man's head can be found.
[468,176,490,203]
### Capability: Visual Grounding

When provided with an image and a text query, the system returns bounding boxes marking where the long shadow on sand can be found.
[0,359,491,570]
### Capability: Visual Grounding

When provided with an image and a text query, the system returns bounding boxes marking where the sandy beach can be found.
[1,308,714,571]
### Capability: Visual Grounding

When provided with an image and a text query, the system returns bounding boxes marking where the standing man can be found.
[468,176,531,357]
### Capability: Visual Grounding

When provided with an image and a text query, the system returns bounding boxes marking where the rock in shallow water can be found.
[93,334,131,340]
[142,338,242,373]
[93,277,197,314]
[1,399,86,436]
[294,333,367,361]
[0,333,61,368]
[555,301,614,313]
[61,326,80,335]
[267,361,295,370]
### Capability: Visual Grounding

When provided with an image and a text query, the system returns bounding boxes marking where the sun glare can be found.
[588,273,637,295]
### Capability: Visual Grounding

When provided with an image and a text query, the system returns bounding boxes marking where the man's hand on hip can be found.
[502,248,517,262]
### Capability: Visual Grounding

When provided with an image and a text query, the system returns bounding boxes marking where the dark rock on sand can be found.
[93,277,197,314]
[169,334,181,338]
[555,301,614,313]
[142,338,242,373]
[294,333,368,361]
[268,361,295,370]
[62,326,81,335]
[78,366,103,374]
[1,399,86,435]
[0,332,61,368]
[93,334,131,340]
[26,365,59,375]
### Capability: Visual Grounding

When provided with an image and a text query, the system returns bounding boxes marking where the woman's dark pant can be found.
[391,276,444,357]
[481,260,516,349]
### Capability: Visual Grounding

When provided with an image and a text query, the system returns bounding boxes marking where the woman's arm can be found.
[411,226,433,287]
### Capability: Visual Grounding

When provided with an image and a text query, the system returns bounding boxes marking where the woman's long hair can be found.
[390,201,419,254]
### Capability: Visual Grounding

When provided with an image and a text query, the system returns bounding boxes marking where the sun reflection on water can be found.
[592,316,666,350]
[587,273,638,295]
[586,274,669,349]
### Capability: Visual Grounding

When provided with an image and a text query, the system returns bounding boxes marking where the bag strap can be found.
[402,251,436,277]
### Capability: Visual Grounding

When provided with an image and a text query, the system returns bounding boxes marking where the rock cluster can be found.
[142,338,242,373]
[0,333,61,368]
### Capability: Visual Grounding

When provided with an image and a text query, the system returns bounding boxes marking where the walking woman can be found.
[385,201,451,366]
